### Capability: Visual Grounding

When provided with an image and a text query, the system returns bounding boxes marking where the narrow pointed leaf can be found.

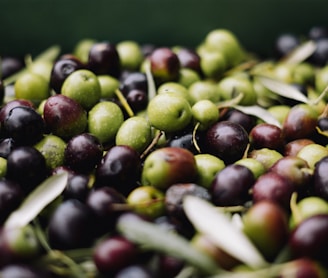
[233,105,282,128]
[256,75,309,104]
[283,40,317,65]
[145,59,157,100]
[183,196,268,269]
[4,172,68,229]
[117,214,223,275]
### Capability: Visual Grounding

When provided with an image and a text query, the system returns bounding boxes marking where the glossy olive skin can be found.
[249,123,285,151]
[0,138,15,158]
[0,179,24,224]
[62,172,90,202]
[289,214,328,266]
[0,99,34,126]
[204,120,249,164]
[87,41,121,77]
[5,146,48,192]
[150,47,181,84]
[175,47,202,74]
[314,156,328,201]
[64,133,103,174]
[93,235,139,275]
[211,164,255,206]
[1,56,25,79]
[119,71,148,95]
[50,55,85,93]
[242,201,289,261]
[95,145,142,196]
[43,94,87,139]
[3,106,45,146]
[86,187,127,235]
[219,109,256,133]
[252,171,296,211]
[47,199,96,250]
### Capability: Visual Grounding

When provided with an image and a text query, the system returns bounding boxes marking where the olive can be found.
[47,199,96,250]
[5,146,48,192]
[3,106,44,146]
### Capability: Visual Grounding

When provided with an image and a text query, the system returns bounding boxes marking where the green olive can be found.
[178,68,201,88]
[191,99,219,130]
[117,40,143,71]
[115,116,152,153]
[188,80,220,105]
[98,75,120,99]
[88,101,124,144]
[127,186,165,218]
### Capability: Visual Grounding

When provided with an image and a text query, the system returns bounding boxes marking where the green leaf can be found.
[117,214,223,275]
[183,196,268,269]
[256,75,309,104]
[144,59,157,100]
[4,172,68,229]
[233,105,282,128]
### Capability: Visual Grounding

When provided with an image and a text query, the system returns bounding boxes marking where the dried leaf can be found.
[4,172,68,229]
[183,196,268,269]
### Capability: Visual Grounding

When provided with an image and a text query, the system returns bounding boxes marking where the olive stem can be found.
[115,89,134,117]
[140,130,163,160]
[289,192,303,224]
[192,122,201,153]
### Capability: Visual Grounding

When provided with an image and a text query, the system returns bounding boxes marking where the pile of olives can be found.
[1,26,328,278]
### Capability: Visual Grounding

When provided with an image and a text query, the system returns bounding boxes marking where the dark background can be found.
[1,0,327,57]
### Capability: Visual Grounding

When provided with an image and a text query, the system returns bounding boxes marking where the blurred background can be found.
[1,0,327,57]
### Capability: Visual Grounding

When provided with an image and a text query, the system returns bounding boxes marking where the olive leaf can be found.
[233,104,282,128]
[256,75,310,104]
[3,44,61,86]
[144,59,157,100]
[4,172,68,229]
[282,40,317,65]
[116,213,223,275]
[183,196,268,269]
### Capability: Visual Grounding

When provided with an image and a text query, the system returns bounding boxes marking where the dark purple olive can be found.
[47,199,96,250]
[87,41,121,77]
[86,187,127,235]
[64,133,103,174]
[309,26,328,41]
[166,131,199,154]
[204,120,249,164]
[62,172,90,201]
[3,106,44,146]
[93,235,139,275]
[50,55,85,93]
[0,179,24,224]
[274,33,300,58]
[0,99,34,126]
[220,108,256,133]
[308,38,328,66]
[249,123,285,151]
[0,138,15,158]
[165,183,210,238]
[95,145,142,196]
[5,146,48,192]
[0,264,51,278]
[125,89,148,112]
[211,164,255,206]
[119,71,148,95]
[114,265,153,278]
[175,47,202,74]
[1,56,25,79]
[314,156,328,201]
[289,214,328,265]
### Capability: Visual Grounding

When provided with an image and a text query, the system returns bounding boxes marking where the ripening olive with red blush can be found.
[249,123,285,151]
[93,235,139,275]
